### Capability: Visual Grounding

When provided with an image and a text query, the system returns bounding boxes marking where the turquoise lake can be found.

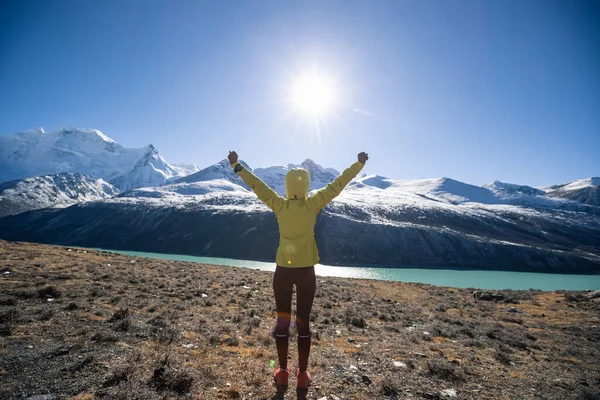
[95,249,600,291]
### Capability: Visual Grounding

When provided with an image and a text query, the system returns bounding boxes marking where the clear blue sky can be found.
[1,0,598,187]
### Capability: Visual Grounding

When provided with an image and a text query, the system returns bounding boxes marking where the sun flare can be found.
[290,73,335,115]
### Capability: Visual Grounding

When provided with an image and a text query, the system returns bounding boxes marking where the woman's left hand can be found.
[228,151,238,165]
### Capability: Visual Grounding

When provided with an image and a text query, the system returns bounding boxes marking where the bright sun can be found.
[290,73,335,115]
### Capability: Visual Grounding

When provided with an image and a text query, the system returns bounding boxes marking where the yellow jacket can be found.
[231,161,364,267]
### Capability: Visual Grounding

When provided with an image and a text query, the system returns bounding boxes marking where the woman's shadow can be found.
[270,385,286,400]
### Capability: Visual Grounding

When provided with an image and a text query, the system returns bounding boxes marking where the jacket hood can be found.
[286,168,310,199]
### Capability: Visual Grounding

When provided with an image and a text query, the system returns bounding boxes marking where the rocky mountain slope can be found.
[543,178,600,207]
[0,172,118,217]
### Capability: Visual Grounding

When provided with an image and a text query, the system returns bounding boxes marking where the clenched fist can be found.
[228,151,238,165]
[358,152,369,164]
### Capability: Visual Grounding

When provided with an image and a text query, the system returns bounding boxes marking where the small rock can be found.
[473,290,505,301]
[423,331,431,335]
[440,388,457,398]
[182,344,194,348]
[83,250,87,253]
[4,271,10,275]
[335,330,342,335]
[361,375,372,385]
[67,249,72,252]
[242,286,250,289]
[349,365,358,371]
[508,307,523,313]
[47,298,54,302]
[393,361,407,368]
[201,293,208,298]
[226,382,231,387]
[587,290,600,300]
[415,352,427,357]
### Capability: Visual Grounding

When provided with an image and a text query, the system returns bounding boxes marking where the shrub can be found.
[427,358,466,382]
[150,358,194,394]
[37,285,61,298]
[579,388,600,400]
[494,348,513,365]
[92,330,119,342]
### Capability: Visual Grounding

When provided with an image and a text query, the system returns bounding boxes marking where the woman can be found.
[227,150,368,399]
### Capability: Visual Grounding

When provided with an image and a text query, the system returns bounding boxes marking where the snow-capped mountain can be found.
[253,158,338,196]
[0,128,189,191]
[1,157,598,274]
[108,144,184,192]
[170,162,201,177]
[0,172,118,217]
[484,181,545,197]
[543,177,600,207]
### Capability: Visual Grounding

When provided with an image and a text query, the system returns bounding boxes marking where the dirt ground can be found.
[0,240,599,400]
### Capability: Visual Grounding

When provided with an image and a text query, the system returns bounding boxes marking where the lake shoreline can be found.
[88,246,600,291]
[10,236,597,276]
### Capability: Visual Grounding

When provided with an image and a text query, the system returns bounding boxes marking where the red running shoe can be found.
[273,366,289,387]
[296,369,311,389]
[296,370,311,400]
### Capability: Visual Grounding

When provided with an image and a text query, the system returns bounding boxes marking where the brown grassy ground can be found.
[0,240,599,400]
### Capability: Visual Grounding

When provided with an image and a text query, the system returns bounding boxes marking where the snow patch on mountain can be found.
[170,162,201,177]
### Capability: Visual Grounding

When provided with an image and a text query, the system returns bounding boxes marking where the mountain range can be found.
[0,128,598,274]
[0,128,197,192]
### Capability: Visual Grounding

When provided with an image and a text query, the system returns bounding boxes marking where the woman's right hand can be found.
[228,151,238,165]
[358,152,369,164]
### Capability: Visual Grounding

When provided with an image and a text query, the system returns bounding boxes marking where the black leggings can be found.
[272,265,316,372]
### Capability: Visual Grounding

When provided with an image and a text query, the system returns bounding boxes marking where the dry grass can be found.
[0,240,599,400]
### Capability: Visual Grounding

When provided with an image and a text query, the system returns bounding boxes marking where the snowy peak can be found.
[171,162,200,177]
[298,158,338,184]
[174,159,249,185]
[0,172,118,217]
[556,177,600,191]
[348,176,573,208]
[350,174,394,189]
[0,128,188,191]
[53,127,116,144]
[543,177,600,206]
[483,180,545,196]
[253,159,339,196]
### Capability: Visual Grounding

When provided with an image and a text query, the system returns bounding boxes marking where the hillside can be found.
[0,173,118,217]
[0,241,599,399]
